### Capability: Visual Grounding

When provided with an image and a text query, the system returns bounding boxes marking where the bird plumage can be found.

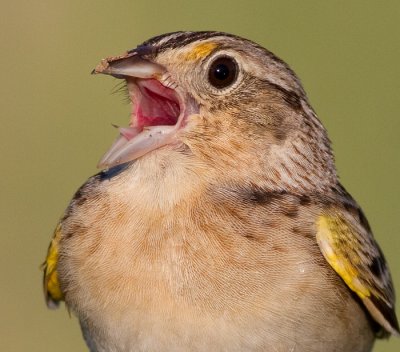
[43,31,399,351]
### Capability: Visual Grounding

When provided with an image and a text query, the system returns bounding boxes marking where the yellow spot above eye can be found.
[316,215,370,299]
[183,42,218,61]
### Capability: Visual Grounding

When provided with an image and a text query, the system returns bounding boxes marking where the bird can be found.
[42,31,399,352]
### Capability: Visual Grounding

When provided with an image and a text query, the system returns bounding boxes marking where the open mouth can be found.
[93,52,198,169]
[133,79,181,130]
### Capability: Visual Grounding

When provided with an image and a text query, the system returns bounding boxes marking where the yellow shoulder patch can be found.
[316,214,370,299]
[183,42,218,61]
[316,212,400,335]
[42,223,64,308]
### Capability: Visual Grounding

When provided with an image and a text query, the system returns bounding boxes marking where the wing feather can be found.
[316,210,399,336]
[42,223,64,309]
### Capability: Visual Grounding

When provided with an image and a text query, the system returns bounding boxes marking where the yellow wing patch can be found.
[182,42,218,61]
[42,223,64,308]
[316,214,370,299]
[316,212,399,336]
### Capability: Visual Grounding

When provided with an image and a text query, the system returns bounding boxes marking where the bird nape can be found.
[43,31,399,352]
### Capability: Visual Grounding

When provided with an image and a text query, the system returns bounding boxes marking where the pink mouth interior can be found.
[126,79,180,140]
[98,76,197,169]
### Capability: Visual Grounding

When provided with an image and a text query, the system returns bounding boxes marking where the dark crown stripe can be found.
[142,31,234,51]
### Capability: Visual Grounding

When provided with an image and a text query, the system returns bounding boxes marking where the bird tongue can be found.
[116,126,141,140]
[97,79,182,169]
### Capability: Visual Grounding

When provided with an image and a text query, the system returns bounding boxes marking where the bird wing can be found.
[316,209,399,336]
[42,223,64,309]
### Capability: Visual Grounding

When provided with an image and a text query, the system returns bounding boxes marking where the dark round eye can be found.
[208,56,238,89]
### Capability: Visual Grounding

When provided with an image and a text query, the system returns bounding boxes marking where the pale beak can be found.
[92,51,165,79]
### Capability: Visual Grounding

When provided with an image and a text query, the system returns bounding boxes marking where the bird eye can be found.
[208,56,238,89]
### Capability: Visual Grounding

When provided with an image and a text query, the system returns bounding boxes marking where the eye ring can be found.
[208,56,238,89]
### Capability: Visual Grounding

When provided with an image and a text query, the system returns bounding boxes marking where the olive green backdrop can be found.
[1,1,399,351]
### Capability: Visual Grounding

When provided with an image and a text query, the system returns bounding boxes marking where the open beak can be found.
[93,51,198,169]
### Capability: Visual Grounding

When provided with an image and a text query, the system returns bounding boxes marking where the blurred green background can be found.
[1,1,399,351]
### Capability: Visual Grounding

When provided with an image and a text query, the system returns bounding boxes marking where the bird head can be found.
[93,31,337,192]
